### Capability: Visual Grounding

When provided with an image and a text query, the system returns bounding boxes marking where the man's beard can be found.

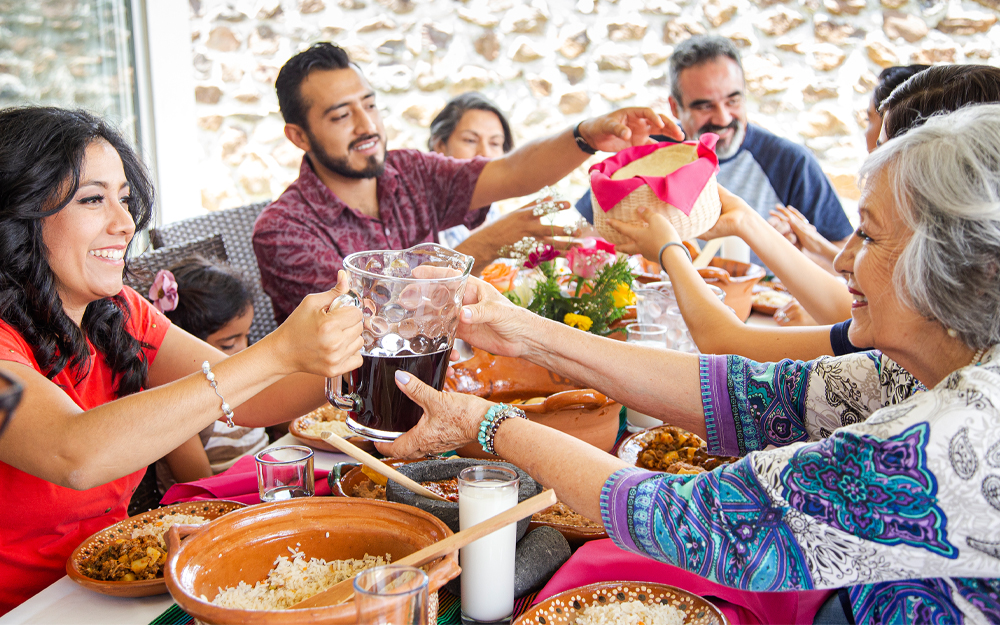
[307,130,386,179]
[696,119,745,159]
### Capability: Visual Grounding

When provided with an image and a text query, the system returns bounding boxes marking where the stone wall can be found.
[190,0,999,213]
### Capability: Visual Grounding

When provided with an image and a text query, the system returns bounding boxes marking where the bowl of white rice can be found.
[164,497,459,624]
[516,581,727,625]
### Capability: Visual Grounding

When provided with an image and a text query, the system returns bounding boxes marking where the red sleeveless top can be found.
[0,287,170,614]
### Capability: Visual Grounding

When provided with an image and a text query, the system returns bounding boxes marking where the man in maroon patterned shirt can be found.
[253,42,681,322]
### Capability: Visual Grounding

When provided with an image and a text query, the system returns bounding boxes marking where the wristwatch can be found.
[573,122,597,155]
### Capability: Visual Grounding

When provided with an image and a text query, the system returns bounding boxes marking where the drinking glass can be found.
[634,280,724,327]
[458,465,519,625]
[0,369,23,440]
[354,564,429,625]
[666,306,699,354]
[254,445,315,502]
[327,243,474,442]
[624,324,667,431]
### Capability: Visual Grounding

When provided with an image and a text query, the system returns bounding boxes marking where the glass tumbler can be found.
[665,306,699,353]
[254,445,315,502]
[459,465,519,625]
[354,564,429,625]
[624,324,668,431]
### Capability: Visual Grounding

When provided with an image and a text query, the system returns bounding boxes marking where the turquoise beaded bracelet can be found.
[477,403,527,455]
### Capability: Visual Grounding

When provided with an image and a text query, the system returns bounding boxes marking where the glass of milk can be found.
[624,323,668,431]
[458,465,519,624]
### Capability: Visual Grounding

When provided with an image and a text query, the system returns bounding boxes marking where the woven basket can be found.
[592,143,722,245]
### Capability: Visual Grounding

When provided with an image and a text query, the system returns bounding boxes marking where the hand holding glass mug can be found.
[327,244,474,442]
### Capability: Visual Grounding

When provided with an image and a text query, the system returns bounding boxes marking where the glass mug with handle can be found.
[326,243,474,442]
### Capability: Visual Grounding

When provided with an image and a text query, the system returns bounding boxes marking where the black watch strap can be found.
[573,122,597,155]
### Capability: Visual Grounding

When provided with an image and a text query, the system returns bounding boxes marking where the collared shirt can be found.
[253,150,490,322]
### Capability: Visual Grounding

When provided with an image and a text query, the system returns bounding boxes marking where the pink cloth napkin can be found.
[160,454,332,506]
[589,134,720,216]
[535,539,832,625]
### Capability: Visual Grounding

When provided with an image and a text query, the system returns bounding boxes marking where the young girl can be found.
[149,257,269,492]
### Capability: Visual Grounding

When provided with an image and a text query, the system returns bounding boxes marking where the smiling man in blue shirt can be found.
[577,36,853,266]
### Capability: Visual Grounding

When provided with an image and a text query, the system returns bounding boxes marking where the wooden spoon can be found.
[320,431,448,502]
[692,238,724,268]
[291,488,558,609]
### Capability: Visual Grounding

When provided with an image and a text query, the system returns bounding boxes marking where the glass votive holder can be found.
[625,322,669,348]
[354,564,429,625]
[254,445,315,502]
[459,465,519,625]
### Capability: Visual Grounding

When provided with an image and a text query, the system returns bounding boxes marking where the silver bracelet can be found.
[201,361,235,428]
[659,241,692,272]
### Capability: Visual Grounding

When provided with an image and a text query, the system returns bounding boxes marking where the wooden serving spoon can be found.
[320,431,448,502]
[291,488,558,609]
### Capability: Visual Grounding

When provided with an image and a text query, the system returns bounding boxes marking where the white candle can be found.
[458,466,518,623]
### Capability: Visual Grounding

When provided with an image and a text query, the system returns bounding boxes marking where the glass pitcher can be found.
[327,243,474,442]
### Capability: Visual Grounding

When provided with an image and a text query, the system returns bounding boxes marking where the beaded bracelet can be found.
[659,241,692,272]
[201,361,236,428]
[477,403,527,455]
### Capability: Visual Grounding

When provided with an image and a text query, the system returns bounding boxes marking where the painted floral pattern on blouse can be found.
[602,349,1000,624]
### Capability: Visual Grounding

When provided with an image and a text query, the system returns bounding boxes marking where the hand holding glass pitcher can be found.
[327,244,474,442]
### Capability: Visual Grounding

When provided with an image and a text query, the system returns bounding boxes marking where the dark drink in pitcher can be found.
[345,348,451,439]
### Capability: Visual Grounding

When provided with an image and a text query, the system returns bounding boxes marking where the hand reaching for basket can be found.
[607,206,683,265]
[698,185,759,241]
[577,108,683,153]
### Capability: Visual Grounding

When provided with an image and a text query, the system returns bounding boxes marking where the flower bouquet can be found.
[484,236,636,337]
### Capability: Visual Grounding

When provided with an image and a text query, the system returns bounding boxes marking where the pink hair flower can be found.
[149,269,179,313]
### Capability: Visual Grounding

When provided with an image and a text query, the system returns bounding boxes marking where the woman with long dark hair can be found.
[0,107,363,612]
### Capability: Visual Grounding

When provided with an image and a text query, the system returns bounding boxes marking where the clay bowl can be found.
[526,508,607,549]
[66,500,245,598]
[515,581,727,625]
[289,405,376,453]
[697,258,765,321]
[164,498,459,624]
[385,458,541,541]
[332,459,423,498]
[445,348,621,457]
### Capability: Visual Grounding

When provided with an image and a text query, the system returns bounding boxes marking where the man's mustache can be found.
[349,134,381,150]
[698,119,740,137]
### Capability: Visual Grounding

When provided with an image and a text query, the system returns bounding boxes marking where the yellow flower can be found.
[612,282,636,308]
[564,313,593,331]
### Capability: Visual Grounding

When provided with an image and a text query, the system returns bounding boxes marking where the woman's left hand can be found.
[773,298,817,326]
[377,371,494,459]
[607,206,682,263]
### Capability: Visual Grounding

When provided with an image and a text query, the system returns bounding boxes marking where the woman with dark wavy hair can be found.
[0,107,363,612]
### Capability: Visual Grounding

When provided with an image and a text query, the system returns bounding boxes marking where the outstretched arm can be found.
[0,274,362,491]
[468,108,682,210]
[701,188,853,325]
[610,207,835,362]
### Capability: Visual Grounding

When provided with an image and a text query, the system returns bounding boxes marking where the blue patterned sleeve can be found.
[700,354,813,456]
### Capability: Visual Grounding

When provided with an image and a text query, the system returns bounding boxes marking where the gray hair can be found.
[860,104,1000,349]
[668,36,742,106]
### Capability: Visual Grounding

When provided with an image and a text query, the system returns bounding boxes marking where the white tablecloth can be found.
[0,434,350,625]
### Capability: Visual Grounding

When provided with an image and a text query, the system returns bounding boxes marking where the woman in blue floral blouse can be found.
[382,105,1000,624]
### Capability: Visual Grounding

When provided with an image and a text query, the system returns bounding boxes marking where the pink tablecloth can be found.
[535,539,832,625]
[160,454,332,506]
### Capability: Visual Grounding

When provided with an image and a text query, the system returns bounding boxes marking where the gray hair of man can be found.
[668,36,743,106]
[860,103,1000,350]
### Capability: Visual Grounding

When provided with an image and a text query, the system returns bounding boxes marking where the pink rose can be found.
[578,236,616,255]
[565,246,614,279]
[149,269,179,313]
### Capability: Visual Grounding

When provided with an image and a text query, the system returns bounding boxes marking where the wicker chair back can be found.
[150,202,275,344]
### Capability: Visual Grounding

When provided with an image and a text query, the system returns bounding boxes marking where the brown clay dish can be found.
[527,501,608,548]
[334,459,424,499]
[515,581,727,625]
[618,425,736,473]
[445,348,621,457]
[289,408,376,453]
[66,500,245,598]
[165,497,460,624]
[697,258,766,321]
